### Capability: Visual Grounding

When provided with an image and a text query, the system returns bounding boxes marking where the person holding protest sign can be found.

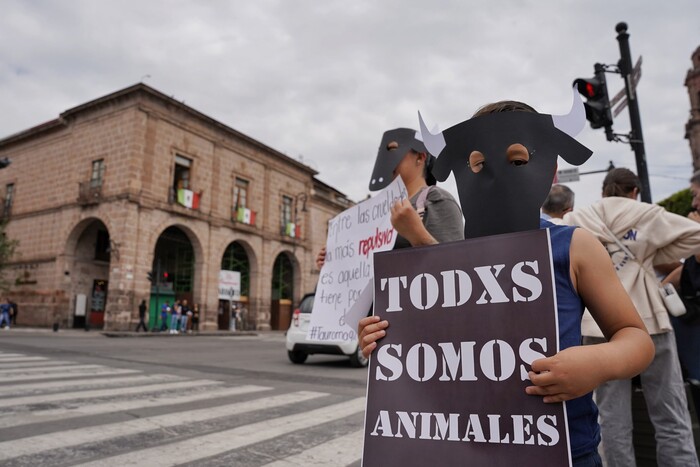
[359,93,654,467]
[564,168,700,467]
[315,128,464,270]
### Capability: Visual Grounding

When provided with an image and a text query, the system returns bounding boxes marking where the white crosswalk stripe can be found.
[0,356,49,363]
[262,429,365,467]
[0,351,365,466]
[0,353,31,358]
[0,373,183,396]
[0,360,79,369]
[74,398,366,467]
[0,363,108,376]
[1,367,139,383]
[0,383,270,429]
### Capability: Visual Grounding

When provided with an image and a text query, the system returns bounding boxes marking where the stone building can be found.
[686,46,700,171]
[0,83,352,331]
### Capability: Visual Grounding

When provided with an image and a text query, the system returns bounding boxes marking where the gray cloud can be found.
[0,0,697,208]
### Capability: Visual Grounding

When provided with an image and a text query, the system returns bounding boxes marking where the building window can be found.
[233,177,249,209]
[90,159,105,187]
[173,155,191,191]
[3,184,14,217]
[281,195,293,228]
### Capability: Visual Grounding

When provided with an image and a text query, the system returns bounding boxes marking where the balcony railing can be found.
[78,181,102,205]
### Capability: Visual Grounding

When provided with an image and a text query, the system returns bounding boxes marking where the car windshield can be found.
[299,295,314,313]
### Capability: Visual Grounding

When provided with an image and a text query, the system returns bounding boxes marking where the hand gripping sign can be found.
[308,177,407,342]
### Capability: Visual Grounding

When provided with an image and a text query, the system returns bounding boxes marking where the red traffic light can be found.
[585,83,595,98]
[163,272,169,279]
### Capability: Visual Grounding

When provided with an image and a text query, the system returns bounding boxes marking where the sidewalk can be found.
[101,330,260,338]
[0,326,262,338]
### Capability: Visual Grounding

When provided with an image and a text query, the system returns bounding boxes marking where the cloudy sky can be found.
[0,0,697,208]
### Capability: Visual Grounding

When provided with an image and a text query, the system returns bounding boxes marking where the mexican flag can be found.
[177,189,200,209]
[236,207,256,225]
[285,222,301,238]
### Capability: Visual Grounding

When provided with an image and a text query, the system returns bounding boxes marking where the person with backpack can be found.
[563,168,700,467]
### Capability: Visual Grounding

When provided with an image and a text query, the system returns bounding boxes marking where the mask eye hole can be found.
[387,141,399,151]
[469,151,485,173]
[507,144,530,166]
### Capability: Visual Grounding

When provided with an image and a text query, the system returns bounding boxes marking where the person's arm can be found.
[526,228,654,403]
[661,263,683,290]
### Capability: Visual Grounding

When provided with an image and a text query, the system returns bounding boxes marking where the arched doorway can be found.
[150,226,196,331]
[270,252,294,330]
[219,241,251,330]
[66,219,112,329]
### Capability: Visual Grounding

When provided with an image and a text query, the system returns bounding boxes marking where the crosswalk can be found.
[0,350,365,466]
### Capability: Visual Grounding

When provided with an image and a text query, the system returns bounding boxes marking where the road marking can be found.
[0,364,106,376]
[0,356,49,363]
[0,368,139,383]
[262,429,364,466]
[0,374,182,396]
[0,360,78,369]
[0,390,328,461]
[0,378,223,408]
[0,353,29,358]
[75,397,366,467]
[0,383,271,429]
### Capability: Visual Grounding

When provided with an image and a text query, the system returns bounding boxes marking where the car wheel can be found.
[288,350,308,364]
[349,344,369,368]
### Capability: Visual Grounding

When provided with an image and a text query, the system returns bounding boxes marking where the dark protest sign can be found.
[363,229,571,467]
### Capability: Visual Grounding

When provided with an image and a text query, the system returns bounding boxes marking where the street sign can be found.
[556,167,580,183]
[610,55,642,117]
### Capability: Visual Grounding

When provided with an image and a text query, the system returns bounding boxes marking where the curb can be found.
[100,331,260,338]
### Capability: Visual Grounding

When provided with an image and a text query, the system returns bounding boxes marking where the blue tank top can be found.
[544,222,600,459]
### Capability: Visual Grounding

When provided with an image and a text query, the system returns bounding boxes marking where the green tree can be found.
[657,189,692,216]
[0,221,18,290]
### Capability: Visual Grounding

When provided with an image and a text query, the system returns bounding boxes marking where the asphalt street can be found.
[0,328,368,466]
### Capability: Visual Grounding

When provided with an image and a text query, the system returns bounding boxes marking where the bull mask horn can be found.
[552,86,586,137]
[418,111,446,157]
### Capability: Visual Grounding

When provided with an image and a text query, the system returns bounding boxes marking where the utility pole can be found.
[616,22,652,202]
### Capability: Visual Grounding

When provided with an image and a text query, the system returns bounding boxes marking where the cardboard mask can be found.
[368,128,436,191]
[419,87,592,239]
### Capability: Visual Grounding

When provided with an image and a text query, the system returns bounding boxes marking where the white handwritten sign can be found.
[308,177,407,341]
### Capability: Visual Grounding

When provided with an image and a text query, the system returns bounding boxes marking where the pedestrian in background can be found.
[662,170,700,384]
[564,168,700,467]
[191,303,200,331]
[230,304,238,331]
[160,301,170,332]
[541,184,575,224]
[180,299,191,333]
[0,298,10,330]
[170,300,181,334]
[136,299,148,332]
[9,299,17,326]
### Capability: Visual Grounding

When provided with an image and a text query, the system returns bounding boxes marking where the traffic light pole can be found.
[616,22,651,203]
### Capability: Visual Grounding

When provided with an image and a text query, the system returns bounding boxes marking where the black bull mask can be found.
[419,88,593,239]
[368,128,436,191]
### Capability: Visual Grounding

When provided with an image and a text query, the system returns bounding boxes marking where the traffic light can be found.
[162,271,169,281]
[573,63,613,130]
[147,271,155,283]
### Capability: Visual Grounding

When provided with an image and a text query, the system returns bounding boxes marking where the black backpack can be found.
[679,256,700,323]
